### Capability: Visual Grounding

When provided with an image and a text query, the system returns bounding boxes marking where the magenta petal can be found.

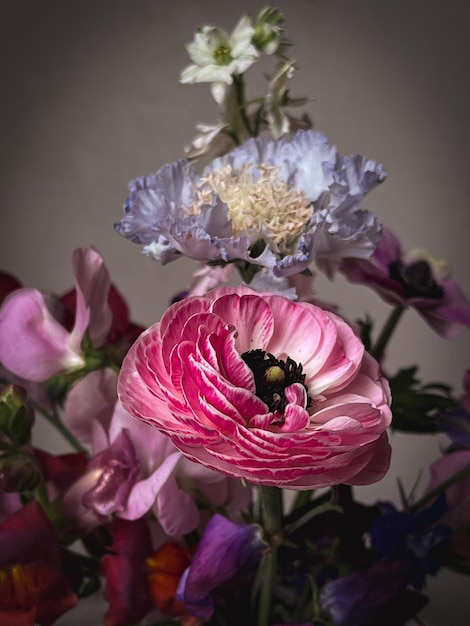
[0,288,84,381]
[84,430,141,516]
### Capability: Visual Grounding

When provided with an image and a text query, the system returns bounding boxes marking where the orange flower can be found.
[146,542,195,617]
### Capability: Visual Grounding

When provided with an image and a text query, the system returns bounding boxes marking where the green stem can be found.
[371,305,405,363]
[410,461,470,513]
[258,486,283,626]
[32,400,86,453]
[233,75,255,137]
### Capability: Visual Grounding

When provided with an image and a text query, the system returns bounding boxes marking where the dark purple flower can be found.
[340,228,470,339]
[273,623,314,625]
[426,449,470,567]
[369,499,451,586]
[320,559,425,626]
[177,514,265,619]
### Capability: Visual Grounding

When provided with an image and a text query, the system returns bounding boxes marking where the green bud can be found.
[0,385,33,447]
[253,7,286,55]
[0,451,41,492]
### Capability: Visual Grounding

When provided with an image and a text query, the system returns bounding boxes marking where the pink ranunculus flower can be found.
[118,287,392,489]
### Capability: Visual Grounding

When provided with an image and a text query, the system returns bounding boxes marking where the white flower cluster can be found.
[180,7,311,158]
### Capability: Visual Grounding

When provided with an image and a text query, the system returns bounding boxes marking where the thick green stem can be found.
[32,401,86,453]
[371,305,405,363]
[258,486,283,626]
[410,461,470,513]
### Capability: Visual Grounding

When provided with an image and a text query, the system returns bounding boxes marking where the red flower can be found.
[102,518,153,626]
[0,501,77,625]
[0,271,22,306]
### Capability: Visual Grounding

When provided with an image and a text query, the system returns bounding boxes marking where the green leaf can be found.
[389,366,457,433]
[286,502,343,535]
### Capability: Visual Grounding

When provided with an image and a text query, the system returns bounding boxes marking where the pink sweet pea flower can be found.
[0,500,77,625]
[0,248,112,382]
[340,227,470,339]
[62,369,250,536]
[61,282,144,353]
[118,286,392,489]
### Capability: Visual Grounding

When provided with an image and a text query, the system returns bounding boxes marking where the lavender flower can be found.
[115,130,385,278]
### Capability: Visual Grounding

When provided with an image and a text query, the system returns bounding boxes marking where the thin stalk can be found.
[258,486,283,626]
[410,461,470,513]
[371,305,404,363]
[32,400,86,453]
[233,75,255,137]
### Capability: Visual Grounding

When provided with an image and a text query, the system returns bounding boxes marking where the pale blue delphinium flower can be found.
[115,130,385,278]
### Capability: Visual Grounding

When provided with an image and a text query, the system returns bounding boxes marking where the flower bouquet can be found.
[0,7,469,626]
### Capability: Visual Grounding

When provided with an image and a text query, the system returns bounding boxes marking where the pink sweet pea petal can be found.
[0,288,84,381]
[71,247,112,350]
[63,369,118,445]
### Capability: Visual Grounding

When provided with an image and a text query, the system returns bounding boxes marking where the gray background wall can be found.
[1,1,469,623]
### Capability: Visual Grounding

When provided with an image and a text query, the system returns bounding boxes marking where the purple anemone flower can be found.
[177,513,265,619]
[115,130,385,277]
[340,227,470,339]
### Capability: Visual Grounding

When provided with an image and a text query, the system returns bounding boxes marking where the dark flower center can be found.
[389,260,444,300]
[241,349,310,413]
